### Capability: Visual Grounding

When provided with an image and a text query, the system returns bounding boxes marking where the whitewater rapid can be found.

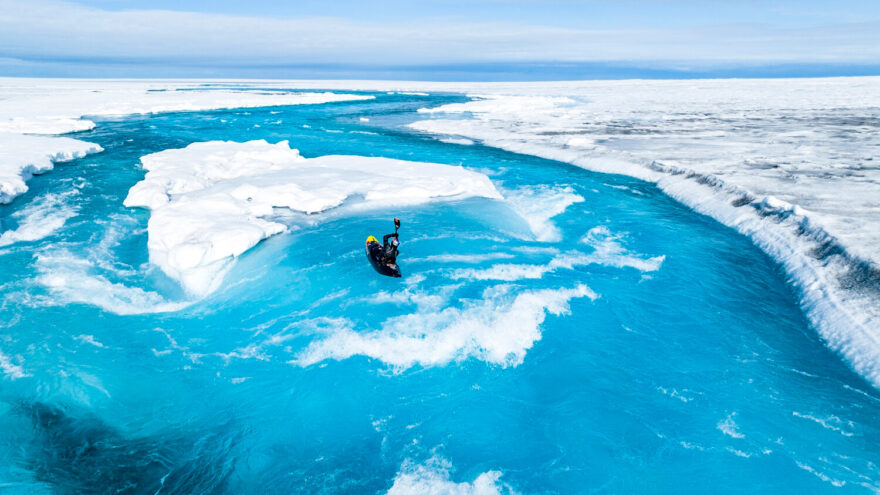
[1,78,878,388]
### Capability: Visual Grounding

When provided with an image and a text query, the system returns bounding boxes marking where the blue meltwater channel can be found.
[0,91,878,493]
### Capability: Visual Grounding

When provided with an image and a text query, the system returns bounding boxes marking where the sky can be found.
[1,0,879,80]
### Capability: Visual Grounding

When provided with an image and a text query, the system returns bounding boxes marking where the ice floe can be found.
[124,139,502,296]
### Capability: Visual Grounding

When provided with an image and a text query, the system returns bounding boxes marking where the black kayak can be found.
[365,235,401,277]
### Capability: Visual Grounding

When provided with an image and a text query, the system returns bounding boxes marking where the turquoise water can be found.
[1,91,878,493]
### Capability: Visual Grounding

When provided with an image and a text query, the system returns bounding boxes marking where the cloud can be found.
[1,0,879,68]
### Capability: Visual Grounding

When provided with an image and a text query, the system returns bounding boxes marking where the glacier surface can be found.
[0,79,372,203]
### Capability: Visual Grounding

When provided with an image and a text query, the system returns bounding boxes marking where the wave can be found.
[28,214,190,315]
[501,185,583,242]
[0,349,29,379]
[293,284,596,370]
[365,284,462,312]
[450,227,664,282]
[0,191,78,247]
[1,192,188,316]
[411,253,516,264]
[386,456,516,495]
[34,249,189,315]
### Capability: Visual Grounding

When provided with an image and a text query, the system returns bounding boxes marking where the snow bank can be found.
[0,79,372,204]
[407,77,880,387]
[0,132,101,203]
[124,139,502,296]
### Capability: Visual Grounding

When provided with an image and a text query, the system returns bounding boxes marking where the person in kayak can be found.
[365,218,402,277]
[382,218,401,264]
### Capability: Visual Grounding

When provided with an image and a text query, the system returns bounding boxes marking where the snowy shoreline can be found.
[402,79,880,387]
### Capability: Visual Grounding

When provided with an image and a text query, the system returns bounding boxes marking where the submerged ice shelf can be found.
[125,139,502,296]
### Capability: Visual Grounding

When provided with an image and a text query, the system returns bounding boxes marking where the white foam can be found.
[293,284,596,370]
[451,228,663,281]
[451,252,586,281]
[717,413,745,439]
[407,78,880,387]
[0,350,28,380]
[386,456,516,495]
[502,185,583,242]
[34,250,188,315]
[124,139,502,297]
[0,79,372,204]
[580,226,666,271]
[74,334,106,348]
[791,411,854,437]
[795,461,847,488]
[368,285,461,312]
[0,191,77,247]
[414,253,516,264]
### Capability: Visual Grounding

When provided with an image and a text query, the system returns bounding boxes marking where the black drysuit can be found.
[382,233,399,264]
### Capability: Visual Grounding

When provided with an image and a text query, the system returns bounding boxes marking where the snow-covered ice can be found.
[0,79,372,203]
[0,132,102,203]
[0,79,373,136]
[124,139,502,296]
